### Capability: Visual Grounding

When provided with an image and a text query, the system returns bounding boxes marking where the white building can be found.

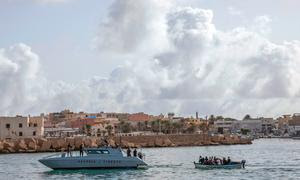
[235,119,263,134]
[0,115,44,140]
[44,127,80,137]
[214,119,237,133]
[289,114,300,136]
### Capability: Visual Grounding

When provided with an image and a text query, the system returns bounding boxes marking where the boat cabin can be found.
[83,147,125,157]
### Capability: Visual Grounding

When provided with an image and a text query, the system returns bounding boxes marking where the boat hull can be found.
[39,156,147,170]
[194,161,245,169]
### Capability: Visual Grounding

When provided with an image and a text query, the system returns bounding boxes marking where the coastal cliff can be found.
[0,134,252,153]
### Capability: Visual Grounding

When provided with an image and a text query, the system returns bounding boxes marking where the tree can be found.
[243,114,251,120]
[186,124,197,134]
[208,115,216,122]
[162,121,172,134]
[150,120,161,133]
[137,122,141,131]
[199,122,208,133]
[120,122,131,133]
[85,124,91,136]
[172,122,181,134]
[144,121,148,129]
[216,116,224,120]
[241,128,250,135]
[105,125,113,136]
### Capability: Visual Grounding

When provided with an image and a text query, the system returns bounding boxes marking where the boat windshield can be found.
[86,149,110,155]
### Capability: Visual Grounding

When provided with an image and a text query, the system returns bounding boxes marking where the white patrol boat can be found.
[39,147,147,170]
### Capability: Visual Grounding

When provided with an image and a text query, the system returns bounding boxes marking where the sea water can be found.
[0,139,299,180]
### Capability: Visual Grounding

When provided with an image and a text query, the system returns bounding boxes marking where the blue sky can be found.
[0,0,113,82]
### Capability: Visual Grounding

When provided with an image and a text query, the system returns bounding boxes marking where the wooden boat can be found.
[194,160,246,169]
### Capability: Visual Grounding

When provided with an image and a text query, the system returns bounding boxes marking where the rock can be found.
[4,147,15,153]
[127,142,136,148]
[146,141,155,147]
[40,140,52,151]
[36,138,47,147]
[120,140,136,148]
[108,138,116,147]
[96,138,103,146]
[17,139,28,150]
[162,138,174,147]
[51,138,66,150]
[154,138,164,147]
[74,137,84,149]
[66,138,75,147]
[84,138,97,148]
[24,138,36,146]
[3,141,15,149]
[28,141,37,150]
[210,142,220,145]
[0,141,4,152]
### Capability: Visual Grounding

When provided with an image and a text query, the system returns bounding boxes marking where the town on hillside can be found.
[0,110,300,140]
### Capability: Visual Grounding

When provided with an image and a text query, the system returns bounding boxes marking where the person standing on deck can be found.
[67,144,72,157]
[133,148,137,157]
[79,143,84,156]
[127,147,131,157]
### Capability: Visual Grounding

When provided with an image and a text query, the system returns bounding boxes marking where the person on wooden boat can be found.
[201,157,205,164]
[222,157,227,165]
[213,157,217,165]
[204,156,208,165]
[227,157,231,164]
[79,143,84,156]
[198,156,202,163]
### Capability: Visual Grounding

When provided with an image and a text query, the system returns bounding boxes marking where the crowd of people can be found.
[198,156,231,165]
[126,148,143,159]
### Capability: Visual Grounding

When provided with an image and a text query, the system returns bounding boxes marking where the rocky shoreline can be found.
[0,134,252,153]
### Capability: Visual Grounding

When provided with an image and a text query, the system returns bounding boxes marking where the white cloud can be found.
[35,0,69,3]
[228,6,242,16]
[253,15,272,35]
[1,1,300,118]
[3,0,74,4]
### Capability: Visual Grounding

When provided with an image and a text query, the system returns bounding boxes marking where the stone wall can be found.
[0,134,252,153]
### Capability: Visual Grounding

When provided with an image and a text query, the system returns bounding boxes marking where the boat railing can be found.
[42,151,87,159]
[43,153,64,159]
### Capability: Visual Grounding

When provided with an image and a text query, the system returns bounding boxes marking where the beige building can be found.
[0,115,44,139]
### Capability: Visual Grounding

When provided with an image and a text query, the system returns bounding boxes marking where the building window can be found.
[33,131,36,136]
[6,124,10,128]
[19,132,23,136]
[33,123,37,127]
[19,123,23,128]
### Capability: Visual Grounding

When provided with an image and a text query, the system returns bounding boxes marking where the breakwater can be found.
[0,134,251,153]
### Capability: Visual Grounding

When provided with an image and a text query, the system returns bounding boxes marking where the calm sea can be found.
[0,139,299,180]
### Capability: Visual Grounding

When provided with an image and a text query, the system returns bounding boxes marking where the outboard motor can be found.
[241,160,246,168]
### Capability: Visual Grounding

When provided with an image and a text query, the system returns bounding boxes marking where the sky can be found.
[0,0,300,119]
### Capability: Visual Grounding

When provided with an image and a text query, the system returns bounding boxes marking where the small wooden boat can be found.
[194,160,246,169]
